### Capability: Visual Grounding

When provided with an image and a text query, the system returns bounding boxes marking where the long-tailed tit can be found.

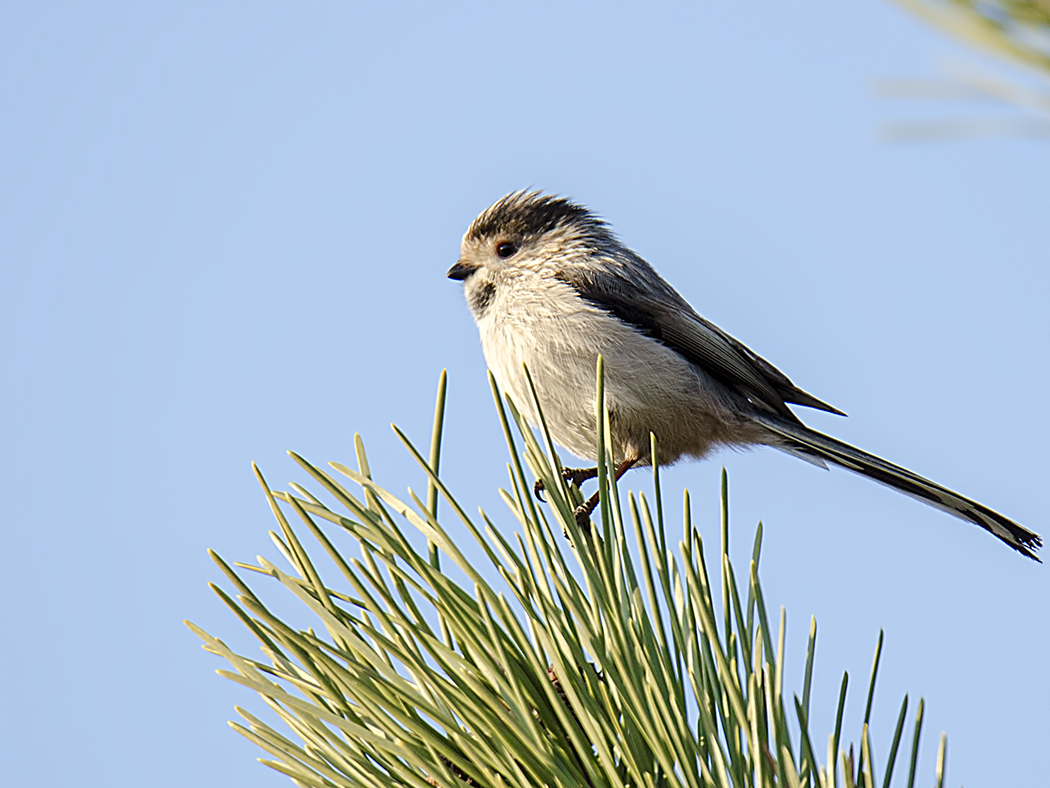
[447,191,1041,561]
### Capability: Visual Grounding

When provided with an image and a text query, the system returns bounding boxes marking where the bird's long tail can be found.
[753,414,1042,562]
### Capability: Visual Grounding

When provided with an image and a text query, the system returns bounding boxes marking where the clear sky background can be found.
[2,2,1048,786]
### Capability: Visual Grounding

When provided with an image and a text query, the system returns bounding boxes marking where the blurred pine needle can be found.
[885,0,1050,138]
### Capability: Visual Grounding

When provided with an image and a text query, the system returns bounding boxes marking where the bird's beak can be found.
[446,260,478,281]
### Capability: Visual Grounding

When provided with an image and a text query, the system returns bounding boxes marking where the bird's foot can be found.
[533,466,599,502]
[562,466,599,487]
[573,492,601,531]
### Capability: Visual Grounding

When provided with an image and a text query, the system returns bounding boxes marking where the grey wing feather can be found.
[557,261,843,421]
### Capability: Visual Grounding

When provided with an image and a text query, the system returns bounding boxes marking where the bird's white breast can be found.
[473,271,747,465]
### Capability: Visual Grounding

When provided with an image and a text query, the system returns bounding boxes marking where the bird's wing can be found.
[708,317,845,415]
[558,265,842,421]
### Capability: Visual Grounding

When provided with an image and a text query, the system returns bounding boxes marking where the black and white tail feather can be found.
[755,414,1041,561]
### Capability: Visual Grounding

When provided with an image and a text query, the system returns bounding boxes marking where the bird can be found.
[447,190,1041,561]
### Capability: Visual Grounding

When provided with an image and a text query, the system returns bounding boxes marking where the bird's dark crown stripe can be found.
[468,192,607,243]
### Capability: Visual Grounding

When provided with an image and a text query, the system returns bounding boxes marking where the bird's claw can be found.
[534,467,598,503]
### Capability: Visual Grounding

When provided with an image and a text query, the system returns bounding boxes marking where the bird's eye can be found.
[496,241,518,259]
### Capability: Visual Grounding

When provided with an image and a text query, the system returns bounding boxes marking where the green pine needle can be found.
[189,364,947,787]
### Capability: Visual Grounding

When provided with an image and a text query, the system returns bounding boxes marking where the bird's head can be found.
[447,191,617,316]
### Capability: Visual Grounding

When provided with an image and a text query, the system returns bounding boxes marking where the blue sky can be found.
[2,2,1048,786]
